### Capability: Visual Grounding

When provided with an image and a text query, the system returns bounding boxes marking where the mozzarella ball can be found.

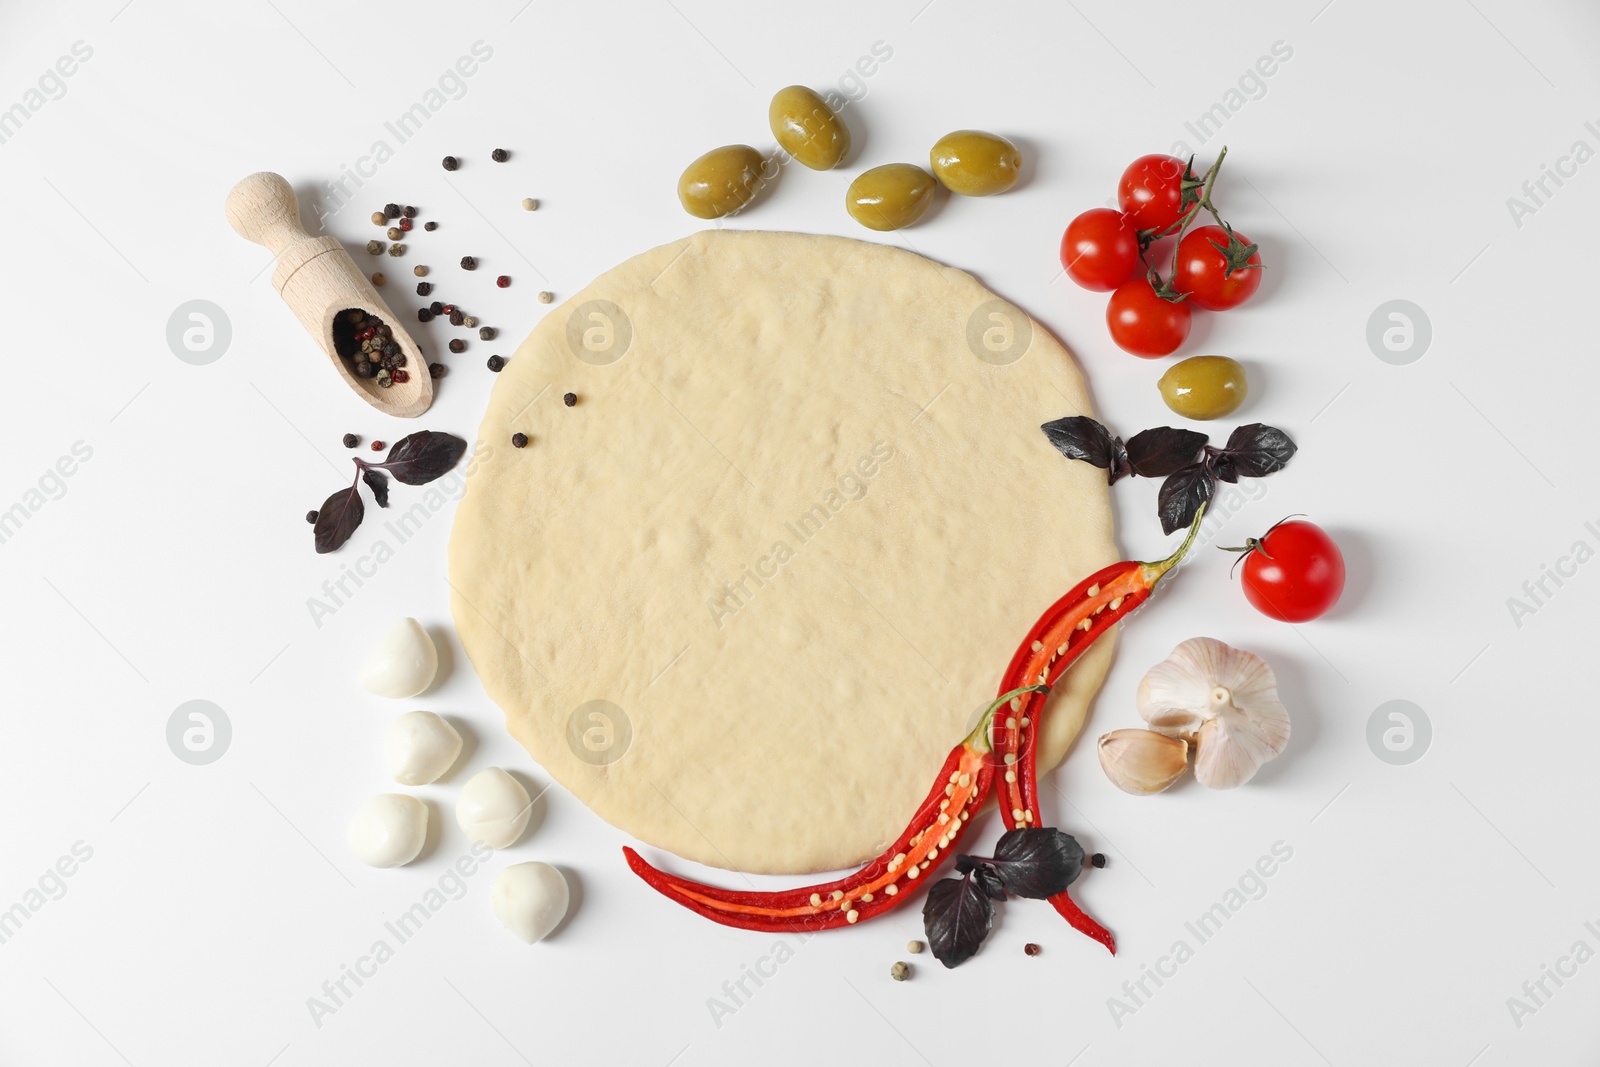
[385,711,463,785]
[348,794,429,868]
[359,618,438,698]
[492,862,570,943]
[455,767,532,848]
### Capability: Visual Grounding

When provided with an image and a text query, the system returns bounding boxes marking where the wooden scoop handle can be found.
[225,171,312,259]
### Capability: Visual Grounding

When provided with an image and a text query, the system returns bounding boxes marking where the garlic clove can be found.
[348,793,429,868]
[1098,728,1189,795]
[1192,692,1291,789]
[385,711,463,785]
[359,618,439,699]
[491,861,570,944]
[456,767,533,848]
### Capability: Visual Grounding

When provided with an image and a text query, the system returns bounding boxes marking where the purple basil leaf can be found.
[1107,435,1132,485]
[1157,464,1214,535]
[1210,452,1239,484]
[374,430,468,485]
[313,481,365,554]
[1222,423,1297,478]
[361,466,391,508]
[1126,427,1209,478]
[922,872,994,969]
[989,828,1084,899]
[1042,416,1117,470]
[955,855,1009,901]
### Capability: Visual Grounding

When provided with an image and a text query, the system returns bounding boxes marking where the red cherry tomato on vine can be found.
[1106,279,1191,358]
[1117,154,1189,233]
[1232,519,1345,622]
[1176,224,1263,311]
[1061,208,1141,292]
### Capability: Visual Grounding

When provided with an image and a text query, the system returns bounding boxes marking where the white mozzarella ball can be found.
[348,794,429,868]
[385,711,463,785]
[492,862,570,944]
[455,768,532,848]
[359,618,438,698]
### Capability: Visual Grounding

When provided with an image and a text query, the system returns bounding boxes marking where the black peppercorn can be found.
[354,360,376,378]
[424,221,437,231]
[1091,853,1107,868]
[442,156,459,171]
[402,205,417,218]
[563,392,577,407]
[511,432,528,448]
[416,281,432,296]
[384,203,400,219]
[449,339,466,353]
[306,509,319,523]
[342,433,360,448]
[418,308,434,323]
[478,326,496,341]
[430,301,444,315]
[487,355,505,372]
[460,255,477,270]
[449,310,465,327]
[492,148,509,162]
[429,362,445,378]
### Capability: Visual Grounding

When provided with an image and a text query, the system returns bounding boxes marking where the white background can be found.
[1,0,1597,1064]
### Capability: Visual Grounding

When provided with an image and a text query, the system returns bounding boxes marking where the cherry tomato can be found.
[1061,208,1140,292]
[1234,519,1345,622]
[1106,279,1191,358]
[1175,225,1263,311]
[1117,154,1189,233]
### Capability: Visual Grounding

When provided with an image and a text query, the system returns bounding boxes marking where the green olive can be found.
[846,164,937,231]
[1158,356,1249,420]
[678,145,767,219]
[929,130,1021,196]
[769,85,850,171]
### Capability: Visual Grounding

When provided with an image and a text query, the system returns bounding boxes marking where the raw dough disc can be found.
[449,230,1116,875]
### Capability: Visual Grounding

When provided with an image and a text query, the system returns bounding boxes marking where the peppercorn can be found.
[521,197,538,211]
[416,282,432,296]
[418,308,433,323]
[354,360,375,378]
[449,339,466,354]
[1024,943,1041,957]
[391,368,410,383]
[387,227,403,241]
[424,221,437,231]
[496,275,510,288]
[890,962,910,982]
[906,940,924,954]
[487,355,505,372]
[399,217,413,232]
[449,310,465,327]
[371,211,387,226]
[429,362,445,378]
[384,203,400,219]
[342,433,359,448]
[511,432,528,448]
[492,148,509,162]
[376,370,392,388]
[462,316,477,329]
[371,272,386,286]
[538,291,553,303]
[1091,853,1107,868]
[306,509,319,524]
[563,392,577,407]
[387,243,405,257]
[430,301,444,315]
[460,256,477,270]
[403,205,417,218]
[371,440,385,451]
[366,240,385,255]
[479,326,496,341]
[413,264,428,277]
[442,156,459,171]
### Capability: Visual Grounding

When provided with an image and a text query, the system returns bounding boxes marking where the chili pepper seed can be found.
[460,256,477,270]
[890,962,910,982]
[906,940,924,954]
[487,355,506,372]
[305,509,319,524]
[1024,943,1041,957]
[563,392,577,407]
[449,339,466,354]
[442,155,459,171]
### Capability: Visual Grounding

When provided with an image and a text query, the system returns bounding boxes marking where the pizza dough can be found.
[448,230,1117,875]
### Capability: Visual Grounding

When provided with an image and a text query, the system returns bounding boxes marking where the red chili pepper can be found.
[991,505,1206,953]
[623,507,1205,937]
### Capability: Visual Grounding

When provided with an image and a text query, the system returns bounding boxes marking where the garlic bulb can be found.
[1098,728,1190,795]
[1137,637,1289,789]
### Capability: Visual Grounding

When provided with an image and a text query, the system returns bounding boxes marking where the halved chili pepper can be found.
[991,504,1207,953]
[623,507,1205,938]
[623,684,1048,932]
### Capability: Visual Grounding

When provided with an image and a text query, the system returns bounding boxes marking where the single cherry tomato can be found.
[1106,279,1191,358]
[1117,154,1190,233]
[1061,208,1140,292]
[1175,224,1263,311]
[1230,518,1345,622]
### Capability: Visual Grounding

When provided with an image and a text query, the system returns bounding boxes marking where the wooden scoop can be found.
[226,172,433,418]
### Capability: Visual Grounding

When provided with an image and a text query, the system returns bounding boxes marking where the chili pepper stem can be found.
[1140,501,1208,583]
[967,684,1050,753]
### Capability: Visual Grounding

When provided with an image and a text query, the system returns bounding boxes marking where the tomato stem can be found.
[1136,147,1245,303]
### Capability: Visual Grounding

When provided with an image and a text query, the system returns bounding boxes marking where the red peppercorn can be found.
[441,304,456,315]
[1024,943,1041,956]
[496,275,510,288]
[371,440,385,451]
[398,217,413,232]
[391,369,410,383]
